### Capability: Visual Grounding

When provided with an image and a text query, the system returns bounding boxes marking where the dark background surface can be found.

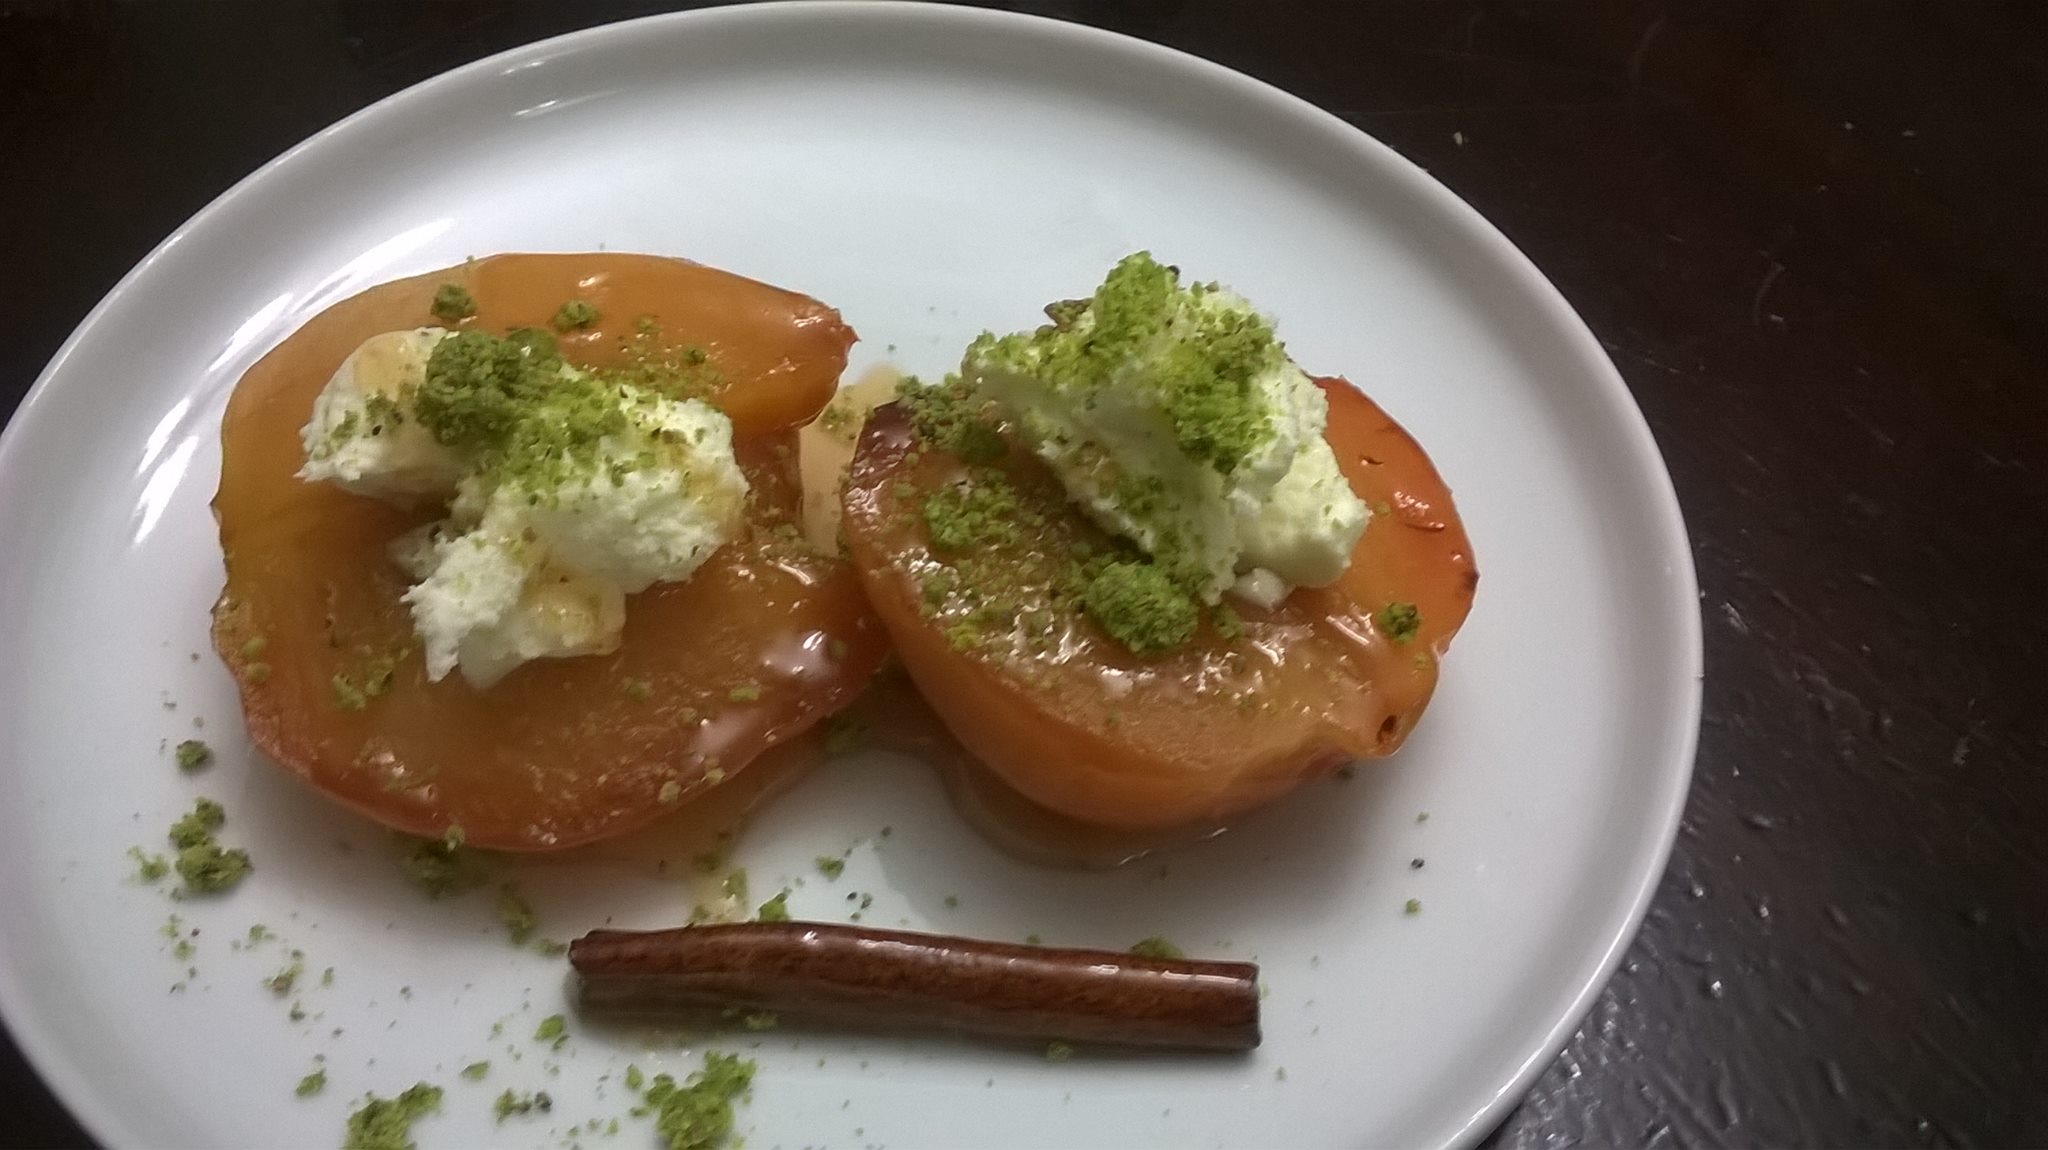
[2,1,2043,1146]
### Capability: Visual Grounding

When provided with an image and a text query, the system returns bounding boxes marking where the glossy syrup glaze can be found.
[210,254,887,851]
[840,378,1477,833]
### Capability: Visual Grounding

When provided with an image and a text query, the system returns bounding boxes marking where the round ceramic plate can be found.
[0,4,1700,1148]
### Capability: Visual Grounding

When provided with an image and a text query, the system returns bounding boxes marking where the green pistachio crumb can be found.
[239,635,269,659]
[343,1082,443,1150]
[643,1052,756,1150]
[1025,934,1042,945]
[1128,936,1185,960]
[460,1061,490,1082]
[1082,561,1198,655]
[402,838,483,898]
[658,779,684,804]
[244,661,272,684]
[493,1088,553,1123]
[531,937,569,957]
[172,939,195,962]
[362,656,397,698]
[267,952,305,995]
[755,890,792,922]
[966,252,1282,475]
[943,895,959,909]
[129,846,170,883]
[814,856,845,880]
[721,869,749,902]
[727,682,761,703]
[1044,1041,1075,1063]
[623,677,653,701]
[430,283,476,323]
[533,1014,566,1043]
[895,374,1007,463]
[1377,602,1422,644]
[174,739,212,772]
[332,674,368,711]
[1404,898,1423,915]
[175,842,252,892]
[166,797,251,893]
[624,1064,645,1091]
[168,798,226,849]
[740,1010,778,1031]
[921,476,1025,552]
[821,712,869,756]
[552,299,600,332]
[296,1068,327,1097]
[498,886,538,945]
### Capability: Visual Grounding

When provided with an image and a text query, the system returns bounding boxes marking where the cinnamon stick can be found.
[569,921,1260,1051]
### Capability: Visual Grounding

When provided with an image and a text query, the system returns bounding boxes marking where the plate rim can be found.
[0,3,1704,1147]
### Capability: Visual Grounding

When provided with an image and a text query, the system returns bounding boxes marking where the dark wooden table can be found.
[3,2,2042,1146]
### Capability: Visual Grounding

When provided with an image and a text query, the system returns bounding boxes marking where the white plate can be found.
[0,4,1700,1148]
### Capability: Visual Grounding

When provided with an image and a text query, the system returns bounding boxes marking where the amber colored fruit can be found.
[210,254,887,851]
[840,378,1477,831]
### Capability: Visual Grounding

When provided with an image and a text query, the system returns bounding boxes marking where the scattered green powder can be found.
[921,477,1024,552]
[642,1052,756,1150]
[721,869,749,902]
[1128,936,1185,960]
[493,1088,553,1122]
[624,1065,645,1091]
[401,838,483,898]
[296,1068,327,1097]
[820,712,869,757]
[166,798,250,894]
[174,739,212,772]
[168,798,225,849]
[342,1082,443,1150]
[1082,561,1198,654]
[813,856,845,880]
[755,891,792,922]
[128,847,170,883]
[894,374,1007,464]
[267,951,306,996]
[498,886,538,945]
